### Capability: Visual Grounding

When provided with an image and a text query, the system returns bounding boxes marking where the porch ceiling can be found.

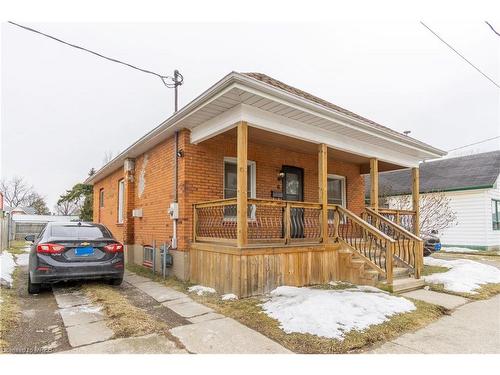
[225,126,406,173]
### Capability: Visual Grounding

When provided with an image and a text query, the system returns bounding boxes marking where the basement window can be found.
[143,246,154,268]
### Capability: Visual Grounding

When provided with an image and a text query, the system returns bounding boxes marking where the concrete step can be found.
[391,278,425,293]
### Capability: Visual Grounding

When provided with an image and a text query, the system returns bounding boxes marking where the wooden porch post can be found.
[237,122,248,248]
[412,167,420,236]
[318,144,328,243]
[370,158,379,212]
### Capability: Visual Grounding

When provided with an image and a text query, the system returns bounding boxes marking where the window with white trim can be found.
[223,157,256,219]
[117,179,125,224]
[99,188,104,208]
[327,174,346,207]
[492,199,500,231]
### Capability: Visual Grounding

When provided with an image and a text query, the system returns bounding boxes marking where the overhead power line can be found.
[485,21,500,37]
[8,21,183,88]
[420,21,500,89]
[447,136,500,152]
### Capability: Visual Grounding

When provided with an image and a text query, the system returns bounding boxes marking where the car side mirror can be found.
[25,234,35,242]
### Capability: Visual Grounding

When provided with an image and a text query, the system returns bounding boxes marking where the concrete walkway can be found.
[53,287,113,348]
[124,271,291,354]
[401,288,469,310]
[369,295,500,353]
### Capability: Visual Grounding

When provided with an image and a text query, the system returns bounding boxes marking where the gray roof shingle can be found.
[242,72,439,152]
[365,151,500,196]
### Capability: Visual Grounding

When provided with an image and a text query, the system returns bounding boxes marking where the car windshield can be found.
[50,225,110,239]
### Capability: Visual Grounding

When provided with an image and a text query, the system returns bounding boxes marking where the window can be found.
[143,246,154,268]
[492,199,500,231]
[223,157,256,218]
[327,175,346,207]
[99,189,104,208]
[118,179,125,224]
[50,224,111,239]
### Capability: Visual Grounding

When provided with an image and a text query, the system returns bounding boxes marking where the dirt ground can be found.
[1,265,189,354]
[3,265,71,354]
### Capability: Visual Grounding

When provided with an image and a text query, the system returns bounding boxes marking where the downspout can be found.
[170,70,183,250]
[172,130,179,249]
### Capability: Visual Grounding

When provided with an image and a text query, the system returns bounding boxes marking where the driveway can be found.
[368,295,500,354]
[2,264,290,354]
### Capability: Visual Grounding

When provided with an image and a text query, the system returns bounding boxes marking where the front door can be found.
[282,166,304,238]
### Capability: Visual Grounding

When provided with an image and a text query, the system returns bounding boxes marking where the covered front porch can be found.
[188,123,424,297]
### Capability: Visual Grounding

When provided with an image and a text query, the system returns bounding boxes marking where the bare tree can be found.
[54,200,79,216]
[102,151,114,165]
[0,176,35,208]
[388,191,457,237]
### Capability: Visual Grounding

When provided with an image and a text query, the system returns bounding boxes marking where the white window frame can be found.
[99,188,105,208]
[327,174,346,207]
[223,157,256,220]
[117,179,125,224]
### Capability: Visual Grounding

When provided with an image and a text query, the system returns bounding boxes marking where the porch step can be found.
[393,267,411,279]
[391,277,425,294]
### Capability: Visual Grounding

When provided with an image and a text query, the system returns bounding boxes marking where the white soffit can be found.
[186,86,441,167]
[87,72,445,184]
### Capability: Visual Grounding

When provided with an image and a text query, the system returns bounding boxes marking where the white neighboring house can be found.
[368,151,500,251]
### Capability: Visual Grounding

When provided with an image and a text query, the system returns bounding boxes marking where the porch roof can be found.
[85,72,446,185]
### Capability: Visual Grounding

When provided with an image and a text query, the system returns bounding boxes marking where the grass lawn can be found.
[422,264,449,276]
[0,269,20,352]
[423,255,500,300]
[126,264,446,354]
[7,240,30,255]
[82,283,172,339]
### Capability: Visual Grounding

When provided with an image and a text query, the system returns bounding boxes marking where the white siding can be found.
[387,187,499,249]
[486,176,500,248]
[437,189,488,248]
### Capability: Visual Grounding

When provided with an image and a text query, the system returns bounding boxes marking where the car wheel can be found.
[28,274,42,294]
[109,277,123,286]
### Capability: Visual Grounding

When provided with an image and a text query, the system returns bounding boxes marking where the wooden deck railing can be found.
[193,199,399,282]
[328,205,395,282]
[363,208,423,278]
[193,198,322,246]
[377,208,416,234]
[193,198,238,244]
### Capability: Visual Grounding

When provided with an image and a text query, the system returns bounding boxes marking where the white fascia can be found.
[191,103,423,168]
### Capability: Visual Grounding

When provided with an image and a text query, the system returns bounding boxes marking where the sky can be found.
[1,21,499,209]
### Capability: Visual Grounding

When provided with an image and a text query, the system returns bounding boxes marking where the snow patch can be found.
[15,253,29,266]
[0,251,16,288]
[261,286,416,340]
[423,257,500,293]
[221,293,238,301]
[442,247,479,253]
[67,305,103,315]
[188,285,216,296]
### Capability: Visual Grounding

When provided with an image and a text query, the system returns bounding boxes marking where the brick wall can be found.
[178,129,365,249]
[93,127,365,251]
[131,137,175,247]
[93,167,126,242]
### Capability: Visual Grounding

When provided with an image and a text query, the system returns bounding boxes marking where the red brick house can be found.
[85,72,446,297]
